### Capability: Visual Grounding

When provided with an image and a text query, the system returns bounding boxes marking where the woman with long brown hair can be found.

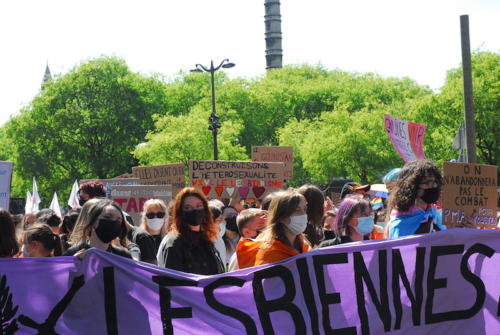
[252,189,311,266]
[156,187,224,274]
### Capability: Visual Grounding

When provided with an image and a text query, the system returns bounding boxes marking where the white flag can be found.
[49,192,62,218]
[25,191,33,213]
[32,177,41,212]
[68,180,80,208]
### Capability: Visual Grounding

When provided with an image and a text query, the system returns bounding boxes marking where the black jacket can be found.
[157,233,225,275]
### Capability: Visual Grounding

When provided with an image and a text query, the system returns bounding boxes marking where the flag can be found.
[68,180,80,208]
[49,192,62,218]
[25,191,33,213]
[371,196,384,210]
[32,177,41,211]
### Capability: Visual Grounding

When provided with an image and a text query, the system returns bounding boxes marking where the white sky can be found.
[0,0,498,126]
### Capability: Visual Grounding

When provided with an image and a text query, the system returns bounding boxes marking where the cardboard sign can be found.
[110,185,172,226]
[442,162,498,228]
[132,163,185,195]
[384,114,427,162]
[251,146,293,179]
[189,160,286,199]
[80,178,140,198]
[0,161,13,211]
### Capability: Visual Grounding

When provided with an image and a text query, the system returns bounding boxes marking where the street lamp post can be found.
[191,59,235,160]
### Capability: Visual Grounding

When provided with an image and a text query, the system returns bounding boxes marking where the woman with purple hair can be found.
[319,197,374,247]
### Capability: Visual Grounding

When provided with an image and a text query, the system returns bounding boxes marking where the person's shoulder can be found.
[130,227,153,240]
[64,242,89,256]
[109,245,132,259]
[159,233,181,249]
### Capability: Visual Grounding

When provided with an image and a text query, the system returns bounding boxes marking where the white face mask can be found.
[146,218,164,231]
[285,214,308,234]
[218,221,226,238]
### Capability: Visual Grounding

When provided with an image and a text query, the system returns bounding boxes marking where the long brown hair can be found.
[297,184,325,246]
[258,189,309,251]
[389,160,443,212]
[0,210,19,257]
[170,187,218,243]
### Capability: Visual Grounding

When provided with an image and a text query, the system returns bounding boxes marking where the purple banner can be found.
[1,229,499,334]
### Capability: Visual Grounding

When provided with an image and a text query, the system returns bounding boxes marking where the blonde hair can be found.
[141,198,168,237]
[68,198,100,245]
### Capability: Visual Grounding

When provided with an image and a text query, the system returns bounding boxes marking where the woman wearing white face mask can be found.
[128,199,169,264]
[320,197,373,247]
[250,190,311,266]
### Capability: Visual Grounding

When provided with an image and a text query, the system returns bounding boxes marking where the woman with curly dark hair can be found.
[156,187,224,274]
[388,160,473,237]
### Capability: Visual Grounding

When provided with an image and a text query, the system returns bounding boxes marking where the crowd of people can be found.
[1,159,498,276]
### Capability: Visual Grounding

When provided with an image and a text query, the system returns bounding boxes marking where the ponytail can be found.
[24,223,63,256]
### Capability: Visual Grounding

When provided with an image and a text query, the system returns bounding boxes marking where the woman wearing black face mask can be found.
[220,206,240,266]
[156,188,224,274]
[64,199,131,259]
[388,160,474,237]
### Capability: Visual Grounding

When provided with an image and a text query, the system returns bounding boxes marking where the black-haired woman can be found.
[22,223,62,257]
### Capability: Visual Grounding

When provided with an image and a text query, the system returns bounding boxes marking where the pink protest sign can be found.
[384,114,427,162]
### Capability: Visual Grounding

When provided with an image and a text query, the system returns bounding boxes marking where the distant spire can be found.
[41,62,52,90]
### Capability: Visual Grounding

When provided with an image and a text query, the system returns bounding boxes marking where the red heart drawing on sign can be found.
[202,186,211,196]
[215,186,224,197]
[238,187,250,198]
[252,186,266,199]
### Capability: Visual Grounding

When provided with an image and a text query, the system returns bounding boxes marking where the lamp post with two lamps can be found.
[190,59,235,160]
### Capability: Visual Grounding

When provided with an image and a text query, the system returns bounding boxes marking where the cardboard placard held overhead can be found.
[80,178,140,198]
[251,146,293,179]
[442,162,498,229]
[110,185,172,226]
[189,160,286,199]
[132,163,185,195]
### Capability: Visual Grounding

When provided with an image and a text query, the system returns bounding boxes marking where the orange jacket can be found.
[236,237,311,268]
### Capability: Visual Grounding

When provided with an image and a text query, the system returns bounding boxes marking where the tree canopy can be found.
[1,51,498,205]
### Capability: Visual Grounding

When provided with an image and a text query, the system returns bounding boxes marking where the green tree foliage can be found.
[133,107,248,166]
[5,57,168,202]
[409,51,500,166]
[2,52,497,202]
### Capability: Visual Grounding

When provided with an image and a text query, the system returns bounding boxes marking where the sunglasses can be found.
[244,203,257,209]
[146,212,166,219]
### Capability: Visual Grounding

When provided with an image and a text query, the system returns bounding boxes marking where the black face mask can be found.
[183,209,205,227]
[420,187,440,204]
[225,216,238,232]
[94,218,122,243]
[79,196,87,207]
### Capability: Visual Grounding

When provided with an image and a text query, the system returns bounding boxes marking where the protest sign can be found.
[251,146,293,179]
[442,162,498,228]
[110,185,172,225]
[0,161,13,211]
[80,178,140,197]
[132,163,185,195]
[189,160,286,199]
[384,114,427,162]
[1,229,499,334]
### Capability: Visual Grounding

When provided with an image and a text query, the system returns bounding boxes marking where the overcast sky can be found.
[0,0,498,125]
